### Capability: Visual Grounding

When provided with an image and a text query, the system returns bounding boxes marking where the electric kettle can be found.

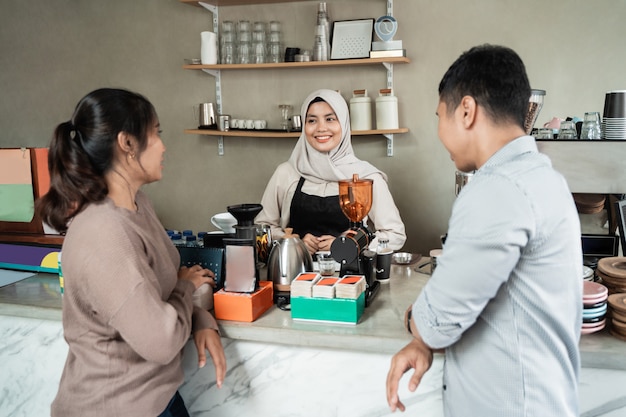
[266,228,313,294]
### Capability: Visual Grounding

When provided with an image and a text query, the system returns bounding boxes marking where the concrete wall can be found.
[1,0,624,254]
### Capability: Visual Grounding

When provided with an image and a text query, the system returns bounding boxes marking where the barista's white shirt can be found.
[413,136,582,417]
[256,161,406,251]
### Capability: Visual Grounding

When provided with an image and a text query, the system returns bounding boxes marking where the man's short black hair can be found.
[438,44,531,129]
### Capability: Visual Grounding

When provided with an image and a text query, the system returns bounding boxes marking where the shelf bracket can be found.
[383,133,394,157]
[387,0,394,16]
[382,62,394,90]
[198,2,218,31]
[198,2,223,115]
[217,136,224,156]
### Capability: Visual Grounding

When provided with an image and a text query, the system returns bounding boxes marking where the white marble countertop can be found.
[1,263,626,370]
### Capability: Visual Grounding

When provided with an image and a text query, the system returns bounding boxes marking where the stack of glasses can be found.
[602,90,626,140]
[220,20,283,64]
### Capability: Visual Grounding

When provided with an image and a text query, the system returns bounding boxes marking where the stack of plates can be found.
[596,257,626,294]
[582,265,595,282]
[582,281,609,334]
[602,90,626,140]
[573,193,606,214]
[607,293,626,341]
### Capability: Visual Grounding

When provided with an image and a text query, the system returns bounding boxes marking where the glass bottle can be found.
[313,2,331,61]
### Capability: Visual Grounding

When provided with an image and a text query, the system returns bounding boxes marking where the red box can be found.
[214,281,273,322]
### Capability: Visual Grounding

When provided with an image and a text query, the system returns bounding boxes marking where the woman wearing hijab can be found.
[256,89,406,255]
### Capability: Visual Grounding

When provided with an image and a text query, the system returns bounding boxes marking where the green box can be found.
[291,292,365,324]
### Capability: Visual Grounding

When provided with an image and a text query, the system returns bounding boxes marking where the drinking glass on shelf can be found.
[221,41,234,64]
[580,112,602,140]
[278,104,293,131]
[557,121,578,139]
[535,128,554,139]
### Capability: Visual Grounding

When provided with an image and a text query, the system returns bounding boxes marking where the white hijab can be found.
[288,89,386,184]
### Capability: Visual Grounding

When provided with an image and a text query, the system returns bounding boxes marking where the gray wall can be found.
[1,0,624,254]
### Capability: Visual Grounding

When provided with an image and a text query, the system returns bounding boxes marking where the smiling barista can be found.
[255,89,406,255]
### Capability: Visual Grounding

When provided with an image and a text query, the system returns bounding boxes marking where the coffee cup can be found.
[211,212,237,233]
[231,119,242,129]
[218,114,230,131]
[245,119,255,129]
[254,120,267,130]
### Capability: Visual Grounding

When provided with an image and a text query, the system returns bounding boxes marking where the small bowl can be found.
[393,252,413,265]
[184,58,202,65]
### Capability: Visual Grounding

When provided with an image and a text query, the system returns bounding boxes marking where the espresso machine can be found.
[222,203,263,293]
[330,174,379,306]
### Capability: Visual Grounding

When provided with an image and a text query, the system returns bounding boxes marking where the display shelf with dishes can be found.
[180,0,409,156]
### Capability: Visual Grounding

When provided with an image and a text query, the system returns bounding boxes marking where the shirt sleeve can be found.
[366,173,406,250]
[256,162,299,239]
[414,175,534,349]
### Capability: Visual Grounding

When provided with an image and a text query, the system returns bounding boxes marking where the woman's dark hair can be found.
[438,44,531,129]
[36,88,157,233]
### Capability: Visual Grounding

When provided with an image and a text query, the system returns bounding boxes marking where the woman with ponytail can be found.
[38,88,226,417]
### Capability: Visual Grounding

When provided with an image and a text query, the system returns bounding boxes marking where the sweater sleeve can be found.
[75,210,195,365]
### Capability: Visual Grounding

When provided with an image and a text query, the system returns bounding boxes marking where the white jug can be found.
[200,31,218,65]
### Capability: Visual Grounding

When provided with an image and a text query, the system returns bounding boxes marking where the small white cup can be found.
[254,120,267,129]
[245,119,255,129]
[211,212,237,233]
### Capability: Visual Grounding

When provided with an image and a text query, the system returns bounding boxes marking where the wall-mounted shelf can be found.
[181,0,408,156]
[185,128,408,138]
[186,128,409,156]
[181,0,311,6]
[182,57,410,71]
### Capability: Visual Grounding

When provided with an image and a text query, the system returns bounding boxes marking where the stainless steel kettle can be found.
[266,228,313,292]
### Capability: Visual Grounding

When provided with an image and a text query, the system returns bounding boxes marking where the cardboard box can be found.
[214,281,273,322]
[291,292,365,324]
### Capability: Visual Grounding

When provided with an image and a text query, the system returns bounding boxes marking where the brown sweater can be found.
[51,191,218,417]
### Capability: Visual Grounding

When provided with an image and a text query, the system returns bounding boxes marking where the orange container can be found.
[214,281,273,322]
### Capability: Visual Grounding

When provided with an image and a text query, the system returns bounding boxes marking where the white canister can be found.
[375,88,399,130]
[349,89,372,131]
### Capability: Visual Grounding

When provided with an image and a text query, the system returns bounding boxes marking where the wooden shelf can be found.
[181,0,311,6]
[0,233,63,246]
[183,57,410,71]
[184,128,409,138]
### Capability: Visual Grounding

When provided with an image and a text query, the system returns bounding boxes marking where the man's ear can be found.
[459,96,477,129]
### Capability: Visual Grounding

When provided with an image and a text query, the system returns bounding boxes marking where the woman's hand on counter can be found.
[386,332,434,412]
[194,328,226,388]
[178,265,215,290]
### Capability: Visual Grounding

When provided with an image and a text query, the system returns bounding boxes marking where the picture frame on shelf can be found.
[331,19,374,60]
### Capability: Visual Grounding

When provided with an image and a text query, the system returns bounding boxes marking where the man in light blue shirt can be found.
[386,45,582,416]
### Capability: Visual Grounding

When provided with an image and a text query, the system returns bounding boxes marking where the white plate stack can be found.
[602,90,626,140]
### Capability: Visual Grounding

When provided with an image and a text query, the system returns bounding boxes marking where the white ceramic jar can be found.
[375,88,399,130]
[349,89,372,131]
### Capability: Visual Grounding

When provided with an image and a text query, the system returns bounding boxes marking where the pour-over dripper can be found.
[338,174,373,226]
[227,203,263,226]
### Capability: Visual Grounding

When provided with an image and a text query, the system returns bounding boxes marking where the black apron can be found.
[288,177,349,238]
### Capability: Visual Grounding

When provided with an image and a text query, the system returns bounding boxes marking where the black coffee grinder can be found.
[330,174,379,306]
[222,203,262,293]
